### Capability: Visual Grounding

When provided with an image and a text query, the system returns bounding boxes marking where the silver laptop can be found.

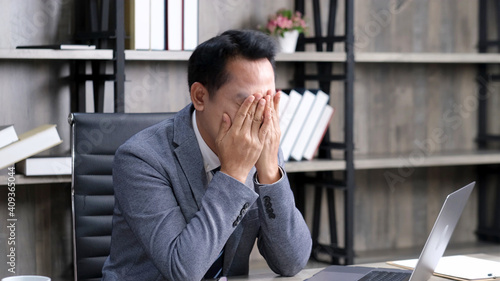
[306,182,475,281]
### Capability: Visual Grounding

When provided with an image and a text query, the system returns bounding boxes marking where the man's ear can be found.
[190,82,209,111]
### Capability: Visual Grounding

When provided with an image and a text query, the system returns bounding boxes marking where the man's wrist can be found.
[255,166,283,184]
[220,170,248,184]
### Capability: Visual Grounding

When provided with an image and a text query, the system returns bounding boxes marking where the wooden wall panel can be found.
[353,166,477,253]
[0,184,72,279]
[198,0,293,42]
[0,1,73,49]
[124,62,191,113]
[353,0,477,53]
[353,63,479,156]
[0,61,72,155]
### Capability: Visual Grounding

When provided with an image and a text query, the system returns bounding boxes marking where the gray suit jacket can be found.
[101,104,312,281]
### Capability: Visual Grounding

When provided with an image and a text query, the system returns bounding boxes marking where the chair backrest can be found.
[69,112,175,281]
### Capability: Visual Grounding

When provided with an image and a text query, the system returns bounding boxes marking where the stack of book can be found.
[0,124,70,176]
[126,0,199,51]
[278,89,334,161]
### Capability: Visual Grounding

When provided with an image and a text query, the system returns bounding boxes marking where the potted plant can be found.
[261,9,307,53]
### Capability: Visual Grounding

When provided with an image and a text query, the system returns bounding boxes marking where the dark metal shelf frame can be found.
[72,0,125,113]
[476,0,500,243]
[293,0,355,265]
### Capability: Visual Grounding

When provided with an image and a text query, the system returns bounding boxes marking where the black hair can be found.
[187,29,277,96]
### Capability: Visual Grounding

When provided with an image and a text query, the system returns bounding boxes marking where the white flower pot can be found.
[278,30,299,53]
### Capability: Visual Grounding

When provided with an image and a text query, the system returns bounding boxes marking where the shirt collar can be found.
[192,110,220,174]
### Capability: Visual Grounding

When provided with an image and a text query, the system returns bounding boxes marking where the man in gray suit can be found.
[102,30,312,281]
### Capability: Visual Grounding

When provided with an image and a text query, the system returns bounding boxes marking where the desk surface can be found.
[230,253,500,281]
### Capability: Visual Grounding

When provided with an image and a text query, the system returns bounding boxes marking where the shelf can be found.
[276,52,347,62]
[0,174,71,186]
[0,49,113,60]
[355,150,500,169]
[3,49,500,64]
[286,159,346,173]
[356,52,500,64]
[0,49,344,62]
[124,51,500,63]
[125,50,192,61]
[286,150,500,173]
[124,50,347,62]
[1,151,496,184]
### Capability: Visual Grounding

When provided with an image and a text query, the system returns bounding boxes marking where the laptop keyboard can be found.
[358,270,411,281]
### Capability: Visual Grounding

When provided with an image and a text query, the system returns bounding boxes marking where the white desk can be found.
[230,253,500,281]
[229,268,322,281]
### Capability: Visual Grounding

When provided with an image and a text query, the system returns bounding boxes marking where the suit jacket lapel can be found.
[172,105,206,212]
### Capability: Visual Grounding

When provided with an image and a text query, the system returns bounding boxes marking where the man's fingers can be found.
[251,98,266,134]
[232,95,255,129]
[216,113,231,145]
[241,93,263,132]
[266,91,280,134]
[273,90,281,112]
[259,106,272,142]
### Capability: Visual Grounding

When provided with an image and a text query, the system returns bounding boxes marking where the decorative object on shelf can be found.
[261,9,307,53]
[278,30,300,53]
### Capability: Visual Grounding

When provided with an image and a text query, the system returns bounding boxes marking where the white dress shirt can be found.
[192,110,220,183]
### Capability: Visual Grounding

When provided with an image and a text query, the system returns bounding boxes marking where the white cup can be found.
[2,276,50,281]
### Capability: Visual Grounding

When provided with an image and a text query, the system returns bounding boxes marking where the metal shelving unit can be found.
[72,0,125,113]
[476,0,500,243]
[6,50,500,63]
[292,0,355,265]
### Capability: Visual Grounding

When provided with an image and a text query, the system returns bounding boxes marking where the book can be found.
[279,89,302,143]
[16,156,71,176]
[0,124,63,170]
[16,44,96,50]
[302,105,334,161]
[290,89,330,161]
[388,255,500,281]
[150,0,166,50]
[167,0,183,50]
[0,125,18,149]
[280,89,316,161]
[125,0,151,50]
[277,90,289,120]
[183,0,199,50]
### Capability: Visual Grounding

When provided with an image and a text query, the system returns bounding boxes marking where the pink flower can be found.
[261,9,307,37]
[276,15,293,29]
[266,20,277,34]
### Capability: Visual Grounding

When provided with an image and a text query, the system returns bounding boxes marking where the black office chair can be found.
[69,112,175,281]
